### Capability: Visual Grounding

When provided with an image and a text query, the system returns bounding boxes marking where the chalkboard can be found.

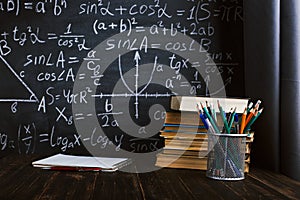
[0,0,244,168]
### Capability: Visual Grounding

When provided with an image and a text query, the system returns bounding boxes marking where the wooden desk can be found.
[0,155,300,200]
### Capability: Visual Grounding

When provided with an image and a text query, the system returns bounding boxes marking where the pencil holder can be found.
[206,133,247,181]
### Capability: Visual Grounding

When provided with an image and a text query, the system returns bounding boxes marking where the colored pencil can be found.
[239,108,247,134]
[217,100,230,134]
[244,108,263,132]
[201,102,220,133]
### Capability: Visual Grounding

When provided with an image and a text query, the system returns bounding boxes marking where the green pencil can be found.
[228,107,237,133]
[201,103,220,133]
[217,100,230,134]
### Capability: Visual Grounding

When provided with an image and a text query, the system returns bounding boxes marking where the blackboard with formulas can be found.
[0,0,244,166]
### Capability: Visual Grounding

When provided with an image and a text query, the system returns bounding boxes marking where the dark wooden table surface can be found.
[0,155,300,200]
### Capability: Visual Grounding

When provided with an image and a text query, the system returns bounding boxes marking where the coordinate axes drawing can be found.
[92,51,174,119]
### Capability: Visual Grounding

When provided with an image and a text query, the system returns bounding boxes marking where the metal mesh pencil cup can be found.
[206,133,247,181]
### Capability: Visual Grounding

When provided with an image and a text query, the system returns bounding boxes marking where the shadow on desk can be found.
[0,155,300,200]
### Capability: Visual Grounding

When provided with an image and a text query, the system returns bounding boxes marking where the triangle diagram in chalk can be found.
[0,55,38,102]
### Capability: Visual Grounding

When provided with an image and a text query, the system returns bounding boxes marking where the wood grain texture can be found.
[0,155,299,200]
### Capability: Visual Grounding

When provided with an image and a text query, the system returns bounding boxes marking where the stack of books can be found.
[155,96,254,173]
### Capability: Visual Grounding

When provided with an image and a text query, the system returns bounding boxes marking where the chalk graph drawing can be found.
[73,28,227,173]
[0,55,38,103]
[93,52,174,119]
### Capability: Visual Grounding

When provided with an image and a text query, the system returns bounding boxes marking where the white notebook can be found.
[32,154,131,172]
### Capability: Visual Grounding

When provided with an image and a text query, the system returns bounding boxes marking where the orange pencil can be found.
[244,108,263,131]
[239,108,247,134]
[245,108,256,126]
